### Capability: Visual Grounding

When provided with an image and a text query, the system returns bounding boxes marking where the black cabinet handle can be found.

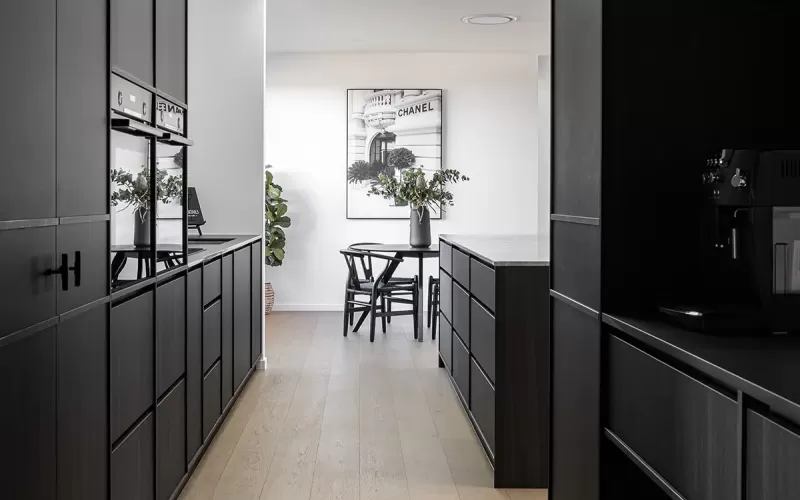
[69,251,81,288]
[46,254,69,291]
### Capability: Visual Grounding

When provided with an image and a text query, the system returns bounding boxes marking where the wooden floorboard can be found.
[179,312,548,500]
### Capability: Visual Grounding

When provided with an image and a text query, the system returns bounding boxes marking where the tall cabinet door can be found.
[57,222,110,314]
[58,305,109,500]
[57,0,108,217]
[156,0,187,103]
[233,247,251,391]
[222,254,234,407]
[0,327,57,500]
[0,0,56,221]
[111,0,154,85]
[186,268,203,462]
[251,240,262,365]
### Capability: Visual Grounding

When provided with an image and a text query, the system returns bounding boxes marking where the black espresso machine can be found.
[660,149,800,334]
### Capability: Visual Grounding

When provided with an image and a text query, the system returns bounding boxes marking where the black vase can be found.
[409,207,431,248]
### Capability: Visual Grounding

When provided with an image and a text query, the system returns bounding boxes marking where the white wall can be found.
[188,0,265,235]
[265,52,543,310]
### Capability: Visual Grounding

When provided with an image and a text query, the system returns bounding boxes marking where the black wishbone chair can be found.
[341,249,419,342]
[347,242,415,326]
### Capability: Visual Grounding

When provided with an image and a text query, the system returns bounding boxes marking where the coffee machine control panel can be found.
[702,150,800,206]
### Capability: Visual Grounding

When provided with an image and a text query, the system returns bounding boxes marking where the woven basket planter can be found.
[264,282,275,315]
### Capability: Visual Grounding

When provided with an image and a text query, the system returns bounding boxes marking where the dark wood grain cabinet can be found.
[157,277,186,397]
[203,259,221,305]
[57,0,108,217]
[233,247,251,391]
[439,271,452,323]
[204,301,222,372]
[452,333,470,403]
[157,380,186,500]
[471,358,495,455]
[747,410,800,500]
[203,361,222,441]
[186,268,203,461]
[111,291,155,442]
[111,0,154,85]
[551,221,600,311]
[155,0,187,102]
[222,254,234,407]
[58,305,108,500]
[111,412,154,500]
[251,240,262,365]
[57,222,109,314]
[439,313,452,371]
[0,327,57,500]
[607,335,738,500]
[0,0,56,222]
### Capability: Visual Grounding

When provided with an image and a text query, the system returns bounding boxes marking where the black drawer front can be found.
[470,358,495,456]
[203,301,221,372]
[470,298,495,383]
[452,248,470,288]
[111,291,154,442]
[608,335,737,500]
[203,259,221,306]
[453,334,470,405]
[439,313,452,372]
[470,259,495,312]
[453,282,470,348]
[156,277,185,397]
[552,221,600,310]
[111,412,154,500]
[747,410,800,500]
[156,380,185,500]
[202,361,221,441]
[439,271,452,323]
[440,241,452,275]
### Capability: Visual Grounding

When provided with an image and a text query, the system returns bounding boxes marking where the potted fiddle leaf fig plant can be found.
[368,167,469,248]
[263,165,291,313]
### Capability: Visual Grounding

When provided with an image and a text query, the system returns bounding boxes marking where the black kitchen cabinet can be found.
[58,0,108,217]
[0,327,57,500]
[204,301,222,372]
[251,240,262,364]
[156,277,186,397]
[551,221,600,311]
[0,227,56,340]
[111,0,154,85]
[58,305,108,500]
[222,254,234,407]
[233,247,251,391]
[58,221,109,314]
[0,0,56,222]
[204,258,221,305]
[551,299,600,500]
[747,410,800,500]
[452,333,470,403]
[471,358,495,456]
[111,412,154,500]
[186,268,202,462]
[111,291,155,442]
[156,0,187,102]
[552,0,601,219]
[157,380,186,500]
[203,361,222,441]
[439,314,452,371]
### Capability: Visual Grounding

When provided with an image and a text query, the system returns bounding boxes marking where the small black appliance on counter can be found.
[660,149,800,334]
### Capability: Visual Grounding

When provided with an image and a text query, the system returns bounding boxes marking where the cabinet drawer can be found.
[203,259,221,305]
[470,299,495,382]
[439,313,452,372]
[453,333,470,404]
[203,361,222,441]
[111,412,154,500]
[439,271,452,323]
[440,241,452,275]
[453,248,470,288]
[747,410,800,500]
[156,380,185,500]
[453,282,470,348]
[203,301,221,372]
[470,358,495,456]
[470,259,495,312]
[156,277,185,397]
[608,335,737,500]
[111,291,154,442]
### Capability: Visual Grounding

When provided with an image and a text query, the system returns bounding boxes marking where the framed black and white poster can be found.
[346,89,443,219]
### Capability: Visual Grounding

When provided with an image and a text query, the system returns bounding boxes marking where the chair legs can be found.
[412,280,419,340]
[380,295,387,334]
[431,283,439,340]
[387,293,392,323]
[427,277,433,327]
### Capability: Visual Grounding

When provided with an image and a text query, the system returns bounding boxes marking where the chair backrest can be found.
[348,242,381,281]
[341,250,366,291]
[340,249,403,290]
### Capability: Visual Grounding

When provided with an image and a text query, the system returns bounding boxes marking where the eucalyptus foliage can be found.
[368,167,469,221]
[265,165,291,266]
[110,165,182,220]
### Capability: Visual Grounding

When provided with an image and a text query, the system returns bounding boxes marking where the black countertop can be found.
[604,313,800,424]
[439,234,550,267]
[187,234,262,268]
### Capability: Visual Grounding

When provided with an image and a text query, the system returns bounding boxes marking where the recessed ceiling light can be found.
[462,14,518,25]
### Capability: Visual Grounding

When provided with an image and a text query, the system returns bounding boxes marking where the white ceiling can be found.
[266,0,549,53]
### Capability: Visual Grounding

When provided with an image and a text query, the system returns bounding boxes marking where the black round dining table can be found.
[350,243,439,342]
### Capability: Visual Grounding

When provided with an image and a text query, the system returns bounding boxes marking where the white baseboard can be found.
[272,304,343,312]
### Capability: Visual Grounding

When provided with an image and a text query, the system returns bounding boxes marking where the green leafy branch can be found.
[265,165,291,266]
[367,167,469,219]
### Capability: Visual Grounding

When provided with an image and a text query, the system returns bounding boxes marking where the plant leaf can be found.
[272,248,285,261]
[275,203,288,218]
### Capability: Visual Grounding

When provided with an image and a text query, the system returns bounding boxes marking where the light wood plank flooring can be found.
[180,312,547,500]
